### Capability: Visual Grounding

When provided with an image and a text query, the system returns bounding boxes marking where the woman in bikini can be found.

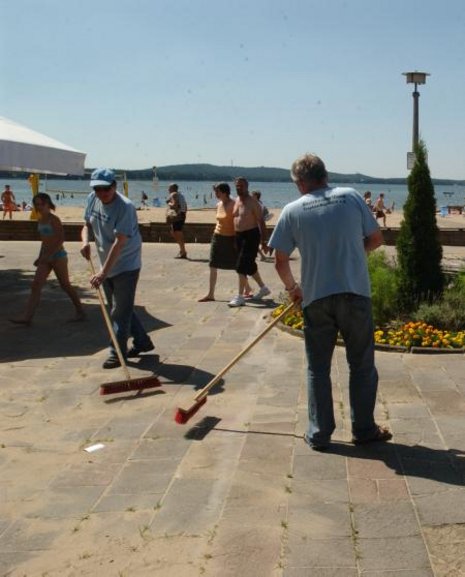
[10,193,85,325]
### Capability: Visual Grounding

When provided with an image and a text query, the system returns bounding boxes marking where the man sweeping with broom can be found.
[81,168,154,369]
[268,154,391,451]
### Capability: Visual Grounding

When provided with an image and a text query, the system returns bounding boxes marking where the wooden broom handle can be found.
[89,257,131,381]
[194,301,297,402]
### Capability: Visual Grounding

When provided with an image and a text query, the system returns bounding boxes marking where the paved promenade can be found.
[0,241,464,577]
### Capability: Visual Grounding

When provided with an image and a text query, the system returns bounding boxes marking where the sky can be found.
[1,0,465,179]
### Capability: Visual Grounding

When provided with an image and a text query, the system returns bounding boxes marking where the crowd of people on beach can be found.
[6,155,393,449]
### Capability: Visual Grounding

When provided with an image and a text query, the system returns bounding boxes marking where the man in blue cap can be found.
[81,168,154,368]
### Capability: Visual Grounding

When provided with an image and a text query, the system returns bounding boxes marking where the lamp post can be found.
[402,71,430,153]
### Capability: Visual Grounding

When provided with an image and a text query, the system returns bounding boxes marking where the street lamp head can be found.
[402,71,430,85]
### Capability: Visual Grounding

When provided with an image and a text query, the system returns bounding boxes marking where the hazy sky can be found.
[2,0,465,178]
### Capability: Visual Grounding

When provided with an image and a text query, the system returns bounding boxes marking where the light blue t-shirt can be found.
[268,187,380,308]
[84,191,142,278]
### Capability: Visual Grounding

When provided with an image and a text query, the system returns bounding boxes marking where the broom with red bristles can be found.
[89,258,162,395]
[175,301,296,424]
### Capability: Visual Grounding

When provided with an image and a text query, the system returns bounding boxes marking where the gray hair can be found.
[291,154,328,184]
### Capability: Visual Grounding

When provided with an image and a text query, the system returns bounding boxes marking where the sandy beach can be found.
[8,205,465,229]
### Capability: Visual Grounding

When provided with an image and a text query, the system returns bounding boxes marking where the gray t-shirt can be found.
[268,187,379,308]
[84,191,142,277]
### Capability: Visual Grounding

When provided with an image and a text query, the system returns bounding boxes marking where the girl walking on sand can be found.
[10,193,85,325]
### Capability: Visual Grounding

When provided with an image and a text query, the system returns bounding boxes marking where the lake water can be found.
[1,177,464,211]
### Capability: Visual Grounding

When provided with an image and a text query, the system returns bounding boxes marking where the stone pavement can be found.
[0,240,464,577]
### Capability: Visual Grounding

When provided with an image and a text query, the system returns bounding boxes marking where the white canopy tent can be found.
[0,116,86,175]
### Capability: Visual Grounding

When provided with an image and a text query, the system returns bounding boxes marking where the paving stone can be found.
[353,502,420,538]
[421,389,465,415]
[96,415,156,440]
[130,437,191,461]
[415,489,465,525]
[49,462,121,488]
[377,478,410,500]
[29,487,106,519]
[108,460,175,495]
[0,517,74,551]
[293,453,348,480]
[83,440,138,464]
[151,477,230,535]
[288,500,352,538]
[285,536,355,568]
[292,478,349,503]
[387,403,431,419]
[0,551,34,575]
[347,455,399,480]
[284,569,358,577]
[205,525,282,577]
[362,569,439,577]
[92,493,162,513]
[357,536,430,571]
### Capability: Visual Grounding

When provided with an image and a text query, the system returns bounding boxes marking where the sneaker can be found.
[228,295,246,308]
[127,342,155,358]
[102,356,121,369]
[303,432,330,452]
[252,286,271,300]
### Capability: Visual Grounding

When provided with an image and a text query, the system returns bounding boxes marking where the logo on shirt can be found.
[303,195,347,211]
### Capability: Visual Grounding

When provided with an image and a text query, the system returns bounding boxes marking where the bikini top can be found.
[38,222,54,236]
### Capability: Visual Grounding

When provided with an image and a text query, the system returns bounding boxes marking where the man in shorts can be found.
[229,177,270,307]
[167,183,188,259]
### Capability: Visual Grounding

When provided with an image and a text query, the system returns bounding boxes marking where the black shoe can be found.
[102,356,121,369]
[303,432,330,452]
[127,342,155,358]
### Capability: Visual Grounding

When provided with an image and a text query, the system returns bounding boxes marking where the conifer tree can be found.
[396,140,444,310]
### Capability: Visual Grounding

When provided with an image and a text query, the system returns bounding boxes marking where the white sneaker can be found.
[253,286,271,300]
[228,295,246,307]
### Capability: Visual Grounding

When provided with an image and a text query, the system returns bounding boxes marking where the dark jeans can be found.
[102,269,151,358]
[303,293,379,445]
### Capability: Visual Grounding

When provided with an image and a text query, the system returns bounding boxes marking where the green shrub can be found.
[368,250,400,326]
[396,141,444,311]
[413,281,465,331]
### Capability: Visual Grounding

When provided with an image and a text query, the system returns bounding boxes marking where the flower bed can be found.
[272,305,465,353]
[375,321,465,351]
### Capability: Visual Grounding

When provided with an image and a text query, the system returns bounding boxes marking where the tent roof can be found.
[0,116,86,175]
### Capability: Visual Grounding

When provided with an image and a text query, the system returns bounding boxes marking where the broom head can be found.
[174,397,207,424]
[100,375,162,396]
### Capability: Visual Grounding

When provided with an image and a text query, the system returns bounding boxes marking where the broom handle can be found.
[194,301,296,402]
[89,257,131,381]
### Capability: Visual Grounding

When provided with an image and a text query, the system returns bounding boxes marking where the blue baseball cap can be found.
[90,168,116,187]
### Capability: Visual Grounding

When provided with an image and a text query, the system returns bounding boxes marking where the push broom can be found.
[89,258,162,395]
[175,301,296,424]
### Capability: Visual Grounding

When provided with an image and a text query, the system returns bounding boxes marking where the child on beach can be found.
[1,185,17,220]
[10,193,85,325]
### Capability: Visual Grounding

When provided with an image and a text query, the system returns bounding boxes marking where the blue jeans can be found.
[303,293,379,445]
[102,269,151,358]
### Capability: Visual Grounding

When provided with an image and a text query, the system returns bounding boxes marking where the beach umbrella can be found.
[0,116,86,176]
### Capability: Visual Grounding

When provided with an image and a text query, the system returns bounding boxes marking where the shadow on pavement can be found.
[326,441,465,487]
[184,416,222,440]
[155,362,223,395]
[1,292,171,361]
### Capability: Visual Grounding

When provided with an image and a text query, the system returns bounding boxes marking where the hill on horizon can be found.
[1,163,464,186]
